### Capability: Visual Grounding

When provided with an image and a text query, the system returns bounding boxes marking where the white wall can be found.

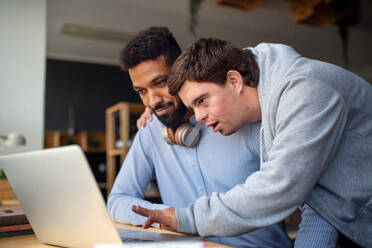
[0,0,46,155]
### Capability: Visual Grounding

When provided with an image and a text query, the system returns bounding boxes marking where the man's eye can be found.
[155,79,166,87]
[137,89,146,95]
[198,98,205,105]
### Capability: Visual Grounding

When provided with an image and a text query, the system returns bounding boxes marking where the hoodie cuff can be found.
[176,206,198,234]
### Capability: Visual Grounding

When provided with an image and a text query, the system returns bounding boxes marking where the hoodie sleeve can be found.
[176,78,347,236]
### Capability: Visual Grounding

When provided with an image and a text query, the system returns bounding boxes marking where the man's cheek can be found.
[210,106,227,119]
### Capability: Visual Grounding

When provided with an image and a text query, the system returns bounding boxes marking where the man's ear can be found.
[227,70,244,93]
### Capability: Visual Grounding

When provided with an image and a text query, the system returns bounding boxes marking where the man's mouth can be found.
[207,121,219,132]
[153,103,174,115]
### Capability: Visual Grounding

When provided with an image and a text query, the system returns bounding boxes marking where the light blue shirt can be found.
[108,116,292,248]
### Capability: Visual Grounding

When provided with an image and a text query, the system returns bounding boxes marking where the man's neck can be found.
[183,110,194,122]
[242,86,262,123]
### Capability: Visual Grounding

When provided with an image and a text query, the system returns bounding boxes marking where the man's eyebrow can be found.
[151,74,167,83]
[192,93,208,107]
[132,75,168,91]
[132,86,142,90]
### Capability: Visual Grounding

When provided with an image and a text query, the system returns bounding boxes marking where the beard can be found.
[152,101,188,129]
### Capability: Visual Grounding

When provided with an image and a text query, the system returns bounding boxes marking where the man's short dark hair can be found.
[120,26,182,70]
[168,38,259,95]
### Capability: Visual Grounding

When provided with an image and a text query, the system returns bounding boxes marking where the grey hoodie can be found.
[176,43,372,247]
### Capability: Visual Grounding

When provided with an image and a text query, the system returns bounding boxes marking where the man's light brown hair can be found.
[168,38,259,95]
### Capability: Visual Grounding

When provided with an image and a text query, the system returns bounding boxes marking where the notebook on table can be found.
[0,145,200,248]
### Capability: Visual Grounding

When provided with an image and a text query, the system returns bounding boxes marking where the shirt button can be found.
[200,190,205,195]
[192,161,197,167]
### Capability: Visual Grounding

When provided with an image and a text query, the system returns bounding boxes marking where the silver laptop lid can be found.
[0,145,121,248]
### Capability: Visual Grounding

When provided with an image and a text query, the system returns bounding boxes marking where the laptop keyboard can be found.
[117,228,201,243]
[121,237,150,243]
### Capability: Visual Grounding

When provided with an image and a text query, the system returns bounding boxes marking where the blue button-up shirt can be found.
[108,116,291,248]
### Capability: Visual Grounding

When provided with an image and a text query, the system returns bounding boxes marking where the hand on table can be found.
[131,205,178,231]
[136,107,153,129]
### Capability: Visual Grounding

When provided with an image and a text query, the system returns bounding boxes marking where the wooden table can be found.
[0,199,230,248]
[0,222,230,248]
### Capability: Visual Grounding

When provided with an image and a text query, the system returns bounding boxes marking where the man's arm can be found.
[176,79,347,235]
[132,203,340,247]
[133,79,347,236]
[107,128,169,225]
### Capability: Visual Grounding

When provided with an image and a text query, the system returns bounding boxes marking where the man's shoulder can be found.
[135,115,165,146]
[253,42,297,52]
[138,115,163,134]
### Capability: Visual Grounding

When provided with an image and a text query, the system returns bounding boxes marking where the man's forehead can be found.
[131,73,168,87]
[179,80,202,106]
[129,62,170,87]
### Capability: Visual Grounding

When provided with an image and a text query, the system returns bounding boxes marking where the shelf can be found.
[105,102,145,195]
[105,102,161,199]
[107,149,125,156]
[98,182,106,190]
[45,131,106,153]
[0,179,16,201]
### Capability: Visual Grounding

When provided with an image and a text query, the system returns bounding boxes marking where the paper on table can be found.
[92,240,206,248]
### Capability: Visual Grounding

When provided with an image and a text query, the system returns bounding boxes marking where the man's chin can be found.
[154,102,188,128]
[220,127,238,136]
[155,113,183,129]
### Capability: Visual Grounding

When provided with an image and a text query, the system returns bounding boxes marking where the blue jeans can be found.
[294,204,339,248]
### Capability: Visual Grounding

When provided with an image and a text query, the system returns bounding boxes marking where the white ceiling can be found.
[46,0,372,81]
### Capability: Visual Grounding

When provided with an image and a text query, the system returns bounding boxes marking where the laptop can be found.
[0,145,200,248]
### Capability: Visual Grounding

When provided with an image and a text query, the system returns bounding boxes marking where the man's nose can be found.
[148,91,162,108]
[195,109,207,123]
